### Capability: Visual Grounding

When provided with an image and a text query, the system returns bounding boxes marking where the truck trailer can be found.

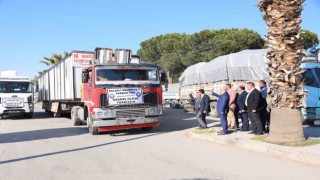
[38,48,164,134]
[0,71,34,118]
[179,49,320,125]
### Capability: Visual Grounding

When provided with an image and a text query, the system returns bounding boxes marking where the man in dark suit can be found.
[236,85,249,131]
[195,89,211,129]
[259,80,270,133]
[212,87,230,135]
[245,82,263,135]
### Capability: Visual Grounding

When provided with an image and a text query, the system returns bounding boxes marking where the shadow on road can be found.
[155,108,219,132]
[0,108,220,164]
[0,132,163,165]
[1,111,53,120]
[0,127,88,144]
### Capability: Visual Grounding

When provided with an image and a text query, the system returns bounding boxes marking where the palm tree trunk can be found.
[258,0,305,143]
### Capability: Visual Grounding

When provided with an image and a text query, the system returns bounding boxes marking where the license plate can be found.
[314,120,320,125]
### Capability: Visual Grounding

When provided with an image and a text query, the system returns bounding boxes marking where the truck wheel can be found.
[71,107,81,126]
[88,118,99,135]
[25,113,33,119]
[303,121,315,126]
[141,127,153,131]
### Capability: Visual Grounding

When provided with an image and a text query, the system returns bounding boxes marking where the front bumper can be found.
[0,103,34,116]
[93,116,160,130]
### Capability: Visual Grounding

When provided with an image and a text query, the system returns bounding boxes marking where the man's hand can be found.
[252,109,256,112]
[221,112,224,115]
[211,88,214,93]
[203,111,207,114]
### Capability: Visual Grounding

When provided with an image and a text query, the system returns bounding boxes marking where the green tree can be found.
[40,51,69,66]
[138,33,187,84]
[179,28,265,67]
[138,29,264,83]
[301,29,319,50]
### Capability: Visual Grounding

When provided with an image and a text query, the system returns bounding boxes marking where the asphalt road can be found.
[1,104,320,180]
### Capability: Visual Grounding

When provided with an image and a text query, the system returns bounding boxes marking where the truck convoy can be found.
[38,48,164,135]
[0,71,34,118]
[179,49,320,125]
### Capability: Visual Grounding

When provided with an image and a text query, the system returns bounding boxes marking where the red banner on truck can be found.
[73,53,94,66]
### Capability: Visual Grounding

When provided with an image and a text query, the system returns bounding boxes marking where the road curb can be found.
[189,131,320,167]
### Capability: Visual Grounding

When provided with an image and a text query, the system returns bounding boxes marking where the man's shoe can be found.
[218,132,227,135]
[254,133,264,135]
[248,131,256,134]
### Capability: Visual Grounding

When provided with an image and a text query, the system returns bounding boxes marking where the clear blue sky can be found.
[0,0,319,78]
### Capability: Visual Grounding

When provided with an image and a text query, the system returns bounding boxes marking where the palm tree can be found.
[40,51,69,66]
[258,0,305,143]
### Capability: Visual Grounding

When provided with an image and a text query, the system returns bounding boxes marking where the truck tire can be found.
[25,113,33,119]
[88,118,99,135]
[71,107,81,126]
[141,127,153,131]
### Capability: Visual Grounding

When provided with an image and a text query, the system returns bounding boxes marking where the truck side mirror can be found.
[160,72,167,83]
[82,70,89,83]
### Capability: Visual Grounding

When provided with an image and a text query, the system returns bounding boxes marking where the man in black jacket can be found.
[245,82,263,135]
[195,89,211,129]
[236,85,249,131]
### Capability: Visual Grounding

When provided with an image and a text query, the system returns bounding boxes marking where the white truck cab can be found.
[0,71,34,118]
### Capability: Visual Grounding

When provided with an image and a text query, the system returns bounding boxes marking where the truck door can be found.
[303,68,320,121]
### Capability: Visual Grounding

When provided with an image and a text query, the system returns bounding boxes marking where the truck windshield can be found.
[0,81,32,93]
[96,69,158,82]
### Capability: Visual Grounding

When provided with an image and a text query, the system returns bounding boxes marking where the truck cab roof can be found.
[94,63,160,68]
[0,71,30,81]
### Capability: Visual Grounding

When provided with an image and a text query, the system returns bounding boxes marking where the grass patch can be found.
[251,135,267,142]
[192,128,216,135]
[250,136,320,147]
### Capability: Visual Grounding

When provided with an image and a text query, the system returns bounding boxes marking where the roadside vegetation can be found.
[251,135,320,147]
[192,128,215,135]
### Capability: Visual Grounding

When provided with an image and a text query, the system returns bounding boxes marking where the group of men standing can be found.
[194,80,270,136]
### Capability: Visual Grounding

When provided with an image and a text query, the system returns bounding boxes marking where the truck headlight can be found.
[148,107,162,116]
[104,111,111,117]
[150,109,155,115]
[93,109,113,119]
[97,112,103,117]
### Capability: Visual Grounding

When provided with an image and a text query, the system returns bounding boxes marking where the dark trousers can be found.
[239,112,249,130]
[260,110,271,132]
[219,113,228,133]
[196,111,207,128]
[248,112,263,134]
[234,108,239,128]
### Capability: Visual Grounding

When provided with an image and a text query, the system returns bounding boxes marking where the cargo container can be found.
[38,51,95,117]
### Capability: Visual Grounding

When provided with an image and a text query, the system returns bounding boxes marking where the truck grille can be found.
[100,94,108,107]
[116,109,145,118]
[143,92,158,106]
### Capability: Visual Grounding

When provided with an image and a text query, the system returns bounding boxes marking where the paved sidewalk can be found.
[189,117,320,167]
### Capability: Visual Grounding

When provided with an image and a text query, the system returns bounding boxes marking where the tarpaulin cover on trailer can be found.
[179,49,270,87]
